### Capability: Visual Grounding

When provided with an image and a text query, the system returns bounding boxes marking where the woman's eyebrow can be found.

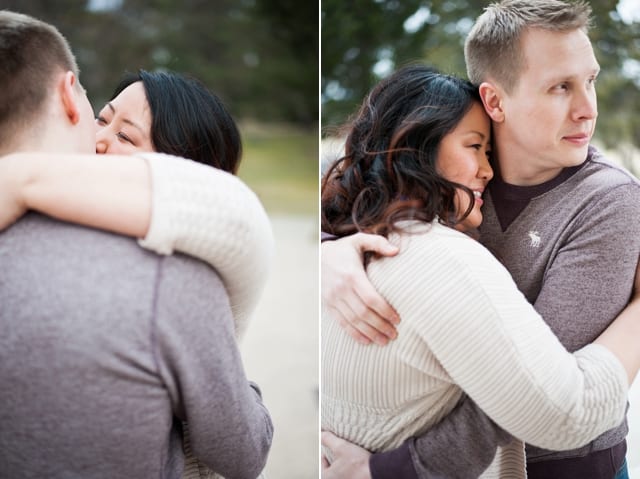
[106,102,147,137]
[466,130,487,140]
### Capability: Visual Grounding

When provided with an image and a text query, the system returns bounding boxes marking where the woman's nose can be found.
[95,126,108,154]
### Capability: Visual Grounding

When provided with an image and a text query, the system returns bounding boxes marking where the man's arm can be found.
[154,255,273,479]
[371,394,513,479]
[321,394,512,479]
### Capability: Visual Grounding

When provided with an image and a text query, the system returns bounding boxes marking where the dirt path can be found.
[240,214,319,479]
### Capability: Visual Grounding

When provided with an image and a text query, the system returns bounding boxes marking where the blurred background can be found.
[3,0,318,477]
[322,0,639,476]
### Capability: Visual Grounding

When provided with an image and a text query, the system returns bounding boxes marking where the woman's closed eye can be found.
[116,132,133,144]
[470,144,492,158]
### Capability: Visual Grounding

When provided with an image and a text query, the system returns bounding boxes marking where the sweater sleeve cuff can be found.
[136,152,177,255]
[370,440,419,479]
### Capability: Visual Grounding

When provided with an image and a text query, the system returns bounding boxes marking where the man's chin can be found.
[560,143,590,167]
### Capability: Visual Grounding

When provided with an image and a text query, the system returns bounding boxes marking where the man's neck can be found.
[493,140,565,186]
[495,158,564,186]
[7,124,85,156]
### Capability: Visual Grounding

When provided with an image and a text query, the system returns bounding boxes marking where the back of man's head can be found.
[464,0,592,92]
[0,10,79,150]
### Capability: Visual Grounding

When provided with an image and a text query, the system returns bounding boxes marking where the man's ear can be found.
[478,81,505,123]
[59,71,80,125]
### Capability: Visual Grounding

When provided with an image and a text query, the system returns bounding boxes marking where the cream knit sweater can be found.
[321,221,628,478]
[138,153,274,339]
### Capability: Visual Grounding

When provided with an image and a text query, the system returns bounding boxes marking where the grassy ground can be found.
[237,122,319,216]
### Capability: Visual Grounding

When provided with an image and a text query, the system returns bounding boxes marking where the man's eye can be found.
[95,116,107,125]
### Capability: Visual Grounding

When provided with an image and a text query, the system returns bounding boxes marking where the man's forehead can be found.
[519,29,598,79]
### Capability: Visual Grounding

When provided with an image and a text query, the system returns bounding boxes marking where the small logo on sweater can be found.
[528,231,541,248]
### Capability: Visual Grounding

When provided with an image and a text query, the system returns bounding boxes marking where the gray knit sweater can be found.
[0,214,273,479]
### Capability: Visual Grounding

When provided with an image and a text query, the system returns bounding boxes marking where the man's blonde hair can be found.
[464,0,592,92]
[0,10,79,146]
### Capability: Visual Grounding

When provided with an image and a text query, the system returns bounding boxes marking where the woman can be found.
[1,70,272,337]
[320,65,639,477]
[0,70,270,479]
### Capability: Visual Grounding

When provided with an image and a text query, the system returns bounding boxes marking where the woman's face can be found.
[436,101,493,231]
[95,81,154,155]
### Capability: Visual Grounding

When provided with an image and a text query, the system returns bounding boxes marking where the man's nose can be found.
[572,87,597,122]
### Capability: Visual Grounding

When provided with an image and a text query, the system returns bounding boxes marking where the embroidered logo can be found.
[528,231,541,248]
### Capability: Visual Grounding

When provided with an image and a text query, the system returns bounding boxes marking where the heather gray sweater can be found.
[0,214,273,479]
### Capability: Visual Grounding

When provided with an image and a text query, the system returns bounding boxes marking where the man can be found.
[0,11,272,478]
[321,1,640,478]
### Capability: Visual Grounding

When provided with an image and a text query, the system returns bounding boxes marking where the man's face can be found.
[497,28,599,179]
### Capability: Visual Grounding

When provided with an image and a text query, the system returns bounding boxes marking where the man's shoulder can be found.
[2,212,222,285]
[582,147,640,189]
[4,212,143,249]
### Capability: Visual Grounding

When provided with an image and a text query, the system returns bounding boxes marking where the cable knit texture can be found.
[137,153,274,339]
[321,221,628,478]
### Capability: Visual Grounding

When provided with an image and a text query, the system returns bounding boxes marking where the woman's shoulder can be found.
[389,220,491,262]
[370,220,511,292]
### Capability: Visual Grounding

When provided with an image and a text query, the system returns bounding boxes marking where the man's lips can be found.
[563,133,590,145]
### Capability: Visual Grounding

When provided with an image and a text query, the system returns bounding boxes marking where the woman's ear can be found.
[59,71,80,125]
[478,81,505,123]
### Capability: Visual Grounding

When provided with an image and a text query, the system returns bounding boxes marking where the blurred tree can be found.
[250,0,319,124]
[322,0,640,155]
[2,0,317,126]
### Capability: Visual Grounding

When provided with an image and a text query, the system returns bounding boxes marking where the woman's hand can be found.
[0,154,28,230]
[321,232,400,345]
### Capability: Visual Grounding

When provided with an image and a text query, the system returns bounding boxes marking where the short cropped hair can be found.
[464,0,592,92]
[0,10,79,146]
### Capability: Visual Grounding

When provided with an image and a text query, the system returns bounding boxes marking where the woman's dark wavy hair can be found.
[111,70,241,174]
[321,64,481,238]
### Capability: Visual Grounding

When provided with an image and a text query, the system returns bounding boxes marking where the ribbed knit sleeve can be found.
[371,222,628,452]
[136,153,274,338]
